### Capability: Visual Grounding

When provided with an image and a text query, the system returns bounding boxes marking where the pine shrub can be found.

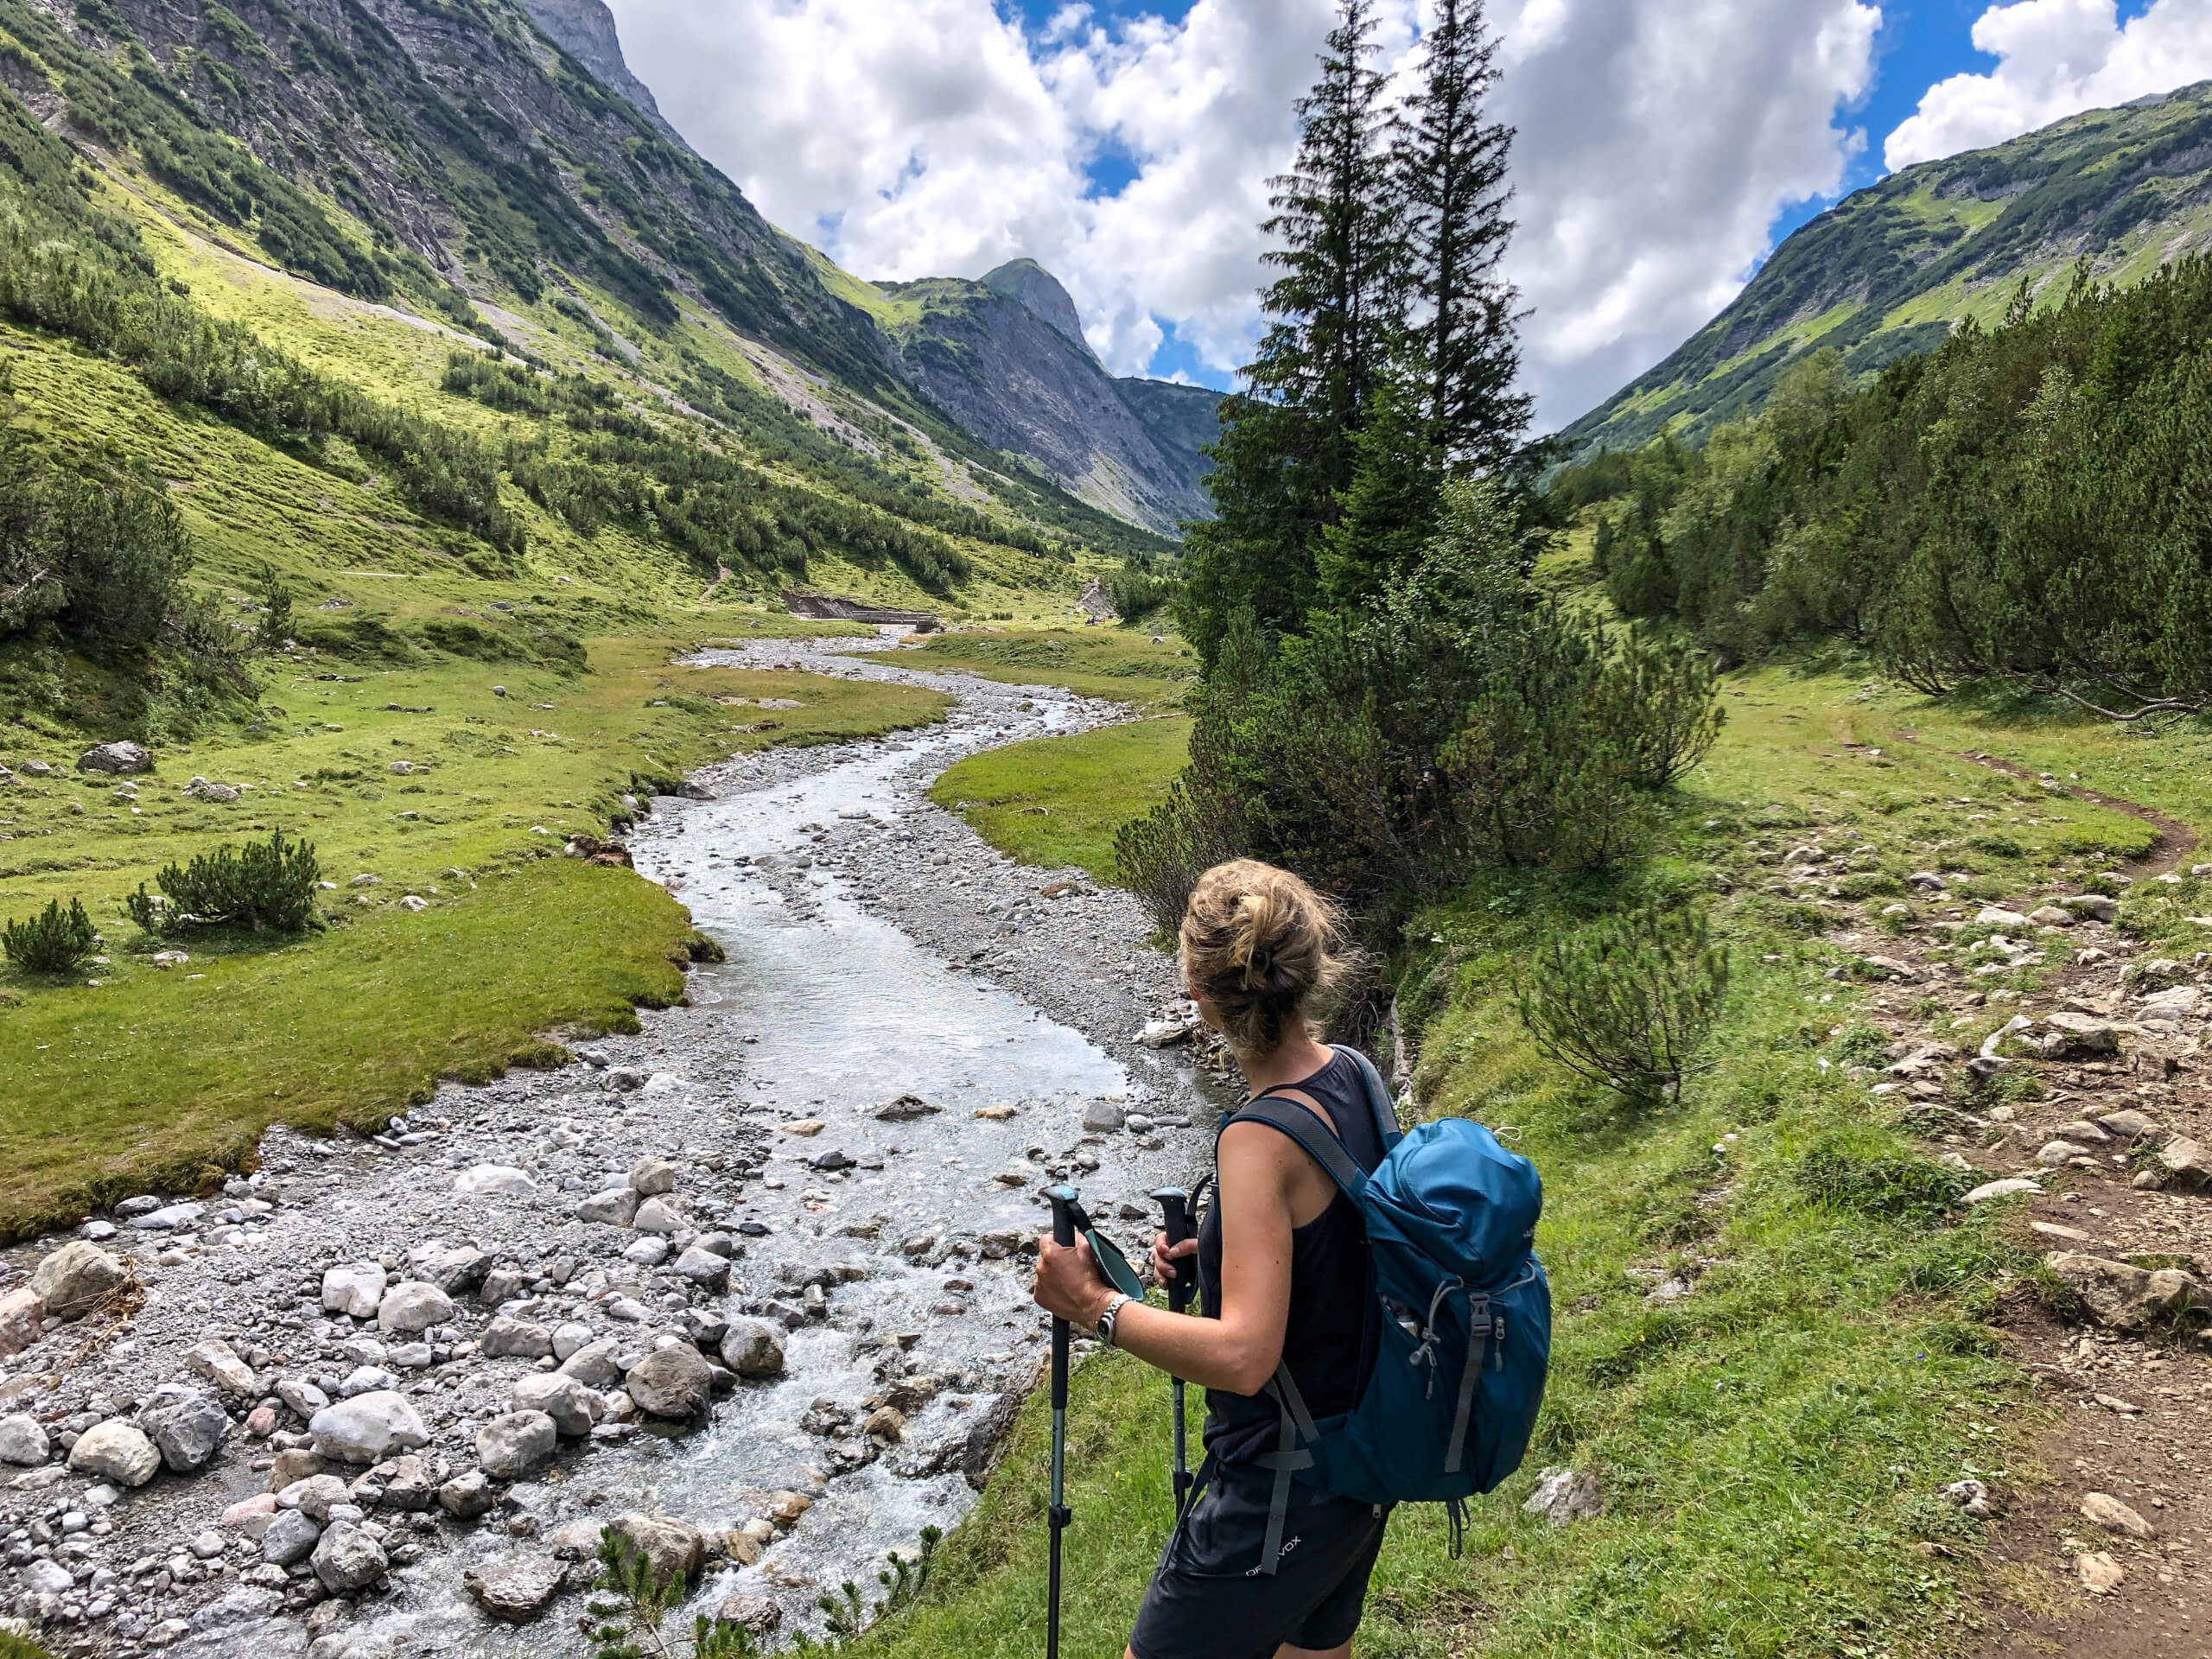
[125,831,321,936]
[1,897,99,974]
[1516,903,1732,1109]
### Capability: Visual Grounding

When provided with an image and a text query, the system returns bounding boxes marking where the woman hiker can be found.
[1033,858,1393,1659]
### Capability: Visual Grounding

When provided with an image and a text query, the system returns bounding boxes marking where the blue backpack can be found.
[1217,1045,1551,1573]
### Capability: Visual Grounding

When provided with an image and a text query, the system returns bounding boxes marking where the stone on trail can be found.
[2044,1012,2120,1055]
[1522,1467,1606,1526]
[576,1187,640,1226]
[309,1390,429,1463]
[67,1421,161,1487]
[454,1164,537,1197]
[622,1236,670,1267]
[2077,1551,2126,1594]
[1975,906,2034,930]
[2158,1136,2212,1185]
[552,1320,594,1361]
[30,1239,128,1317]
[627,1156,678,1196]
[1962,1178,2042,1205]
[321,1263,387,1318]
[2082,1491,2155,1538]
[0,1412,50,1466]
[1081,1100,1126,1132]
[465,1553,565,1624]
[259,1508,321,1567]
[2043,1251,2202,1331]
[633,1196,688,1234]
[377,1281,454,1333]
[625,1344,714,1419]
[2036,1140,2091,1168]
[139,1384,230,1472]
[720,1319,786,1378]
[2140,985,2202,1022]
[876,1093,939,1121]
[2061,893,2121,922]
[780,1119,825,1137]
[477,1411,558,1480]
[610,1512,705,1586]
[311,1522,389,1592]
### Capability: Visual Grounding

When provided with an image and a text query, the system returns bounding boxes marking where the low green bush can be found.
[2,896,99,973]
[125,830,321,936]
[1516,903,1732,1108]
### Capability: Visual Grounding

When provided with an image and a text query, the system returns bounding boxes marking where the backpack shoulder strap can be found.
[1334,1043,1405,1154]
[1222,1096,1370,1200]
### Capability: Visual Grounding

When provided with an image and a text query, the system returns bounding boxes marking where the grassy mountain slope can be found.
[1564,80,2212,456]
[0,0,1182,626]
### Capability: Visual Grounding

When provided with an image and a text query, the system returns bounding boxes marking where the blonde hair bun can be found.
[1180,860,1345,1055]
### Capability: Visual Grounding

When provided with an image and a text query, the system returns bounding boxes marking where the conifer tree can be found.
[1400,0,1528,473]
[1179,0,1406,664]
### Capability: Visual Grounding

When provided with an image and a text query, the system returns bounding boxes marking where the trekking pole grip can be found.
[1046,1185,1078,1250]
[1151,1186,1192,1314]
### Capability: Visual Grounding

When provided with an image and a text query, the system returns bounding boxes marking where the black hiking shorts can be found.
[1129,1464,1391,1659]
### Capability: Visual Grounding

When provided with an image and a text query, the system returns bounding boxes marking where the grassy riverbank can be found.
[0,635,949,1237]
[930,717,1191,882]
[849,658,2195,1658]
[886,629,1197,711]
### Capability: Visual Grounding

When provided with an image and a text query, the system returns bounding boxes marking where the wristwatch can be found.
[1095,1293,1134,1348]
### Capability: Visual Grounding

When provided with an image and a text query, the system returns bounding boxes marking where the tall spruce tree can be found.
[1179,0,1406,665]
[1318,0,1529,609]
[1401,0,1527,472]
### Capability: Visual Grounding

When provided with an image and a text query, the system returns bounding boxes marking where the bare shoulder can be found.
[1217,1118,1314,1178]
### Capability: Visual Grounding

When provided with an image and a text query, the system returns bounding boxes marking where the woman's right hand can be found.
[1151,1230,1198,1287]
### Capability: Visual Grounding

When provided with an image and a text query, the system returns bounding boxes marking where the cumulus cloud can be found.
[1885,0,2212,172]
[1486,0,1880,426]
[605,0,1880,429]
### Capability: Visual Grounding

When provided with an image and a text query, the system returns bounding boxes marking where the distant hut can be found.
[1077,579,1117,624]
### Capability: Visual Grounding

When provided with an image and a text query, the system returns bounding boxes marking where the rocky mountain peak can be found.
[981,260,1097,363]
[518,0,688,152]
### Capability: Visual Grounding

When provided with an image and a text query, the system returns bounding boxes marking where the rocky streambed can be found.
[0,634,1223,1658]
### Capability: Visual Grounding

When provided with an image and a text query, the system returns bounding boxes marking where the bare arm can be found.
[1033,1121,1305,1396]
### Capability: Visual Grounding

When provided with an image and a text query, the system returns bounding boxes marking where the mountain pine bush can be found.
[125,831,321,936]
[1516,903,1732,1109]
[1,897,99,974]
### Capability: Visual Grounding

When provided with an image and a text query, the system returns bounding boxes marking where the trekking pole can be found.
[1043,1184,1079,1659]
[1150,1185,1194,1520]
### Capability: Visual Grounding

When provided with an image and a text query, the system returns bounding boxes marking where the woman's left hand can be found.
[1033,1233,1111,1325]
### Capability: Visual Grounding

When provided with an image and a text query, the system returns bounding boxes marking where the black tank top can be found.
[1196,1048,1386,1467]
